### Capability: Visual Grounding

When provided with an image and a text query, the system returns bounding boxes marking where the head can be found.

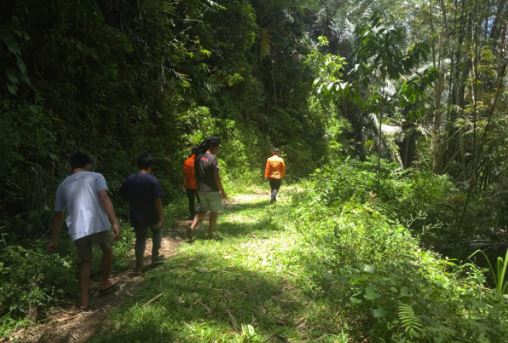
[69,152,92,171]
[271,147,280,156]
[207,136,221,155]
[137,153,154,172]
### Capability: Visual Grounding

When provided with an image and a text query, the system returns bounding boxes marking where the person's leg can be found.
[100,248,112,283]
[186,189,196,219]
[194,191,200,210]
[274,179,281,201]
[207,192,223,239]
[189,191,207,236]
[95,231,114,288]
[75,236,93,309]
[269,179,281,202]
[208,211,218,239]
[268,179,274,202]
[189,212,206,240]
[134,227,148,270]
[150,226,162,263]
[78,260,92,309]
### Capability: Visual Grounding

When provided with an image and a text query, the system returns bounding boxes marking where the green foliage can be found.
[0,243,76,320]
[0,32,31,95]
[469,249,508,295]
[293,177,508,342]
[397,303,423,340]
[1,0,506,339]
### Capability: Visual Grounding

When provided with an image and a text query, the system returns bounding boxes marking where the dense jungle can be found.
[1,0,507,342]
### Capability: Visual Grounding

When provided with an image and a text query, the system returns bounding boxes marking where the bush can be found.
[0,242,76,322]
[309,157,464,252]
[293,193,508,342]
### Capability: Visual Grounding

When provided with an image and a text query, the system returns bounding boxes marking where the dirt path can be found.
[7,222,189,343]
[7,191,269,343]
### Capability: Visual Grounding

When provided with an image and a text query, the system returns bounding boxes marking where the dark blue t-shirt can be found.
[119,172,164,228]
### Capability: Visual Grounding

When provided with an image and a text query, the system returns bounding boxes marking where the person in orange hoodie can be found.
[183,146,199,219]
[264,148,286,203]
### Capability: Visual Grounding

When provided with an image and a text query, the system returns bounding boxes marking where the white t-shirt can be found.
[54,171,111,241]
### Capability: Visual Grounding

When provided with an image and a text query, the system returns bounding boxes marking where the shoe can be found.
[134,266,144,275]
[151,255,165,265]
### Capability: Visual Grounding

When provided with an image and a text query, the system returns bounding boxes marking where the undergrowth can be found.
[3,164,508,342]
[92,175,507,342]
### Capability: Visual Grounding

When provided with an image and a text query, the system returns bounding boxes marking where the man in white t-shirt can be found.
[48,152,121,309]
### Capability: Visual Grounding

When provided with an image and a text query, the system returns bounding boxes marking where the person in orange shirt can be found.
[264,148,286,203]
[183,146,199,219]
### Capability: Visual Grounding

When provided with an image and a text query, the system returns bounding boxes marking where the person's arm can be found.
[48,211,65,252]
[98,190,121,240]
[154,197,164,228]
[214,172,227,199]
[264,160,270,180]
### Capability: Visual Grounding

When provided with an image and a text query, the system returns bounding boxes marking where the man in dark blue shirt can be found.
[120,154,165,272]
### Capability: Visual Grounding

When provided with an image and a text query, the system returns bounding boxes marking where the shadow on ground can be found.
[225,198,271,213]
[89,253,301,342]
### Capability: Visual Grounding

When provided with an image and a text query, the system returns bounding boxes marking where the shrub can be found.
[290,161,508,342]
[293,195,508,342]
[0,242,76,321]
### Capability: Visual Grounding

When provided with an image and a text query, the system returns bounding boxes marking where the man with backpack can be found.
[188,137,227,241]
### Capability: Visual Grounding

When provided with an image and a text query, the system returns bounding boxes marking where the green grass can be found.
[91,187,349,342]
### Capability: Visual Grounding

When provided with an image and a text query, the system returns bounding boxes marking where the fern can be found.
[397,303,423,339]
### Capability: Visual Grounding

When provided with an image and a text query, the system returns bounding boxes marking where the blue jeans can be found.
[134,226,162,268]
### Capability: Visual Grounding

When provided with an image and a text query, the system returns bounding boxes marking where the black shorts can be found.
[74,230,112,263]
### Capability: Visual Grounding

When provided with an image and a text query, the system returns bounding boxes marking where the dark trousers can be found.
[186,189,199,218]
[269,179,282,202]
[134,226,162,268]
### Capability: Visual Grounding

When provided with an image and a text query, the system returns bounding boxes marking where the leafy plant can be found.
[397,303,423,339]
[469,249,508,295]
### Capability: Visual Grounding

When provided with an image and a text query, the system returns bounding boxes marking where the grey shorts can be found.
[74,230,112,263]
[197,191,223,212]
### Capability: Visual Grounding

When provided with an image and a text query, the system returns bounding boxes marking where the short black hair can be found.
[272,147,280,154]
[207,136,221,148]
[191,146,199,154]
[70,152,92,169]
[137,153,154,169]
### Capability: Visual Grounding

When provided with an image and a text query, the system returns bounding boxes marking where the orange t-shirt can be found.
[264,155,285,180]
[183,154,197,190]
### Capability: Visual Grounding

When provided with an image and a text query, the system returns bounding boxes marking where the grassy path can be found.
[9,186,343,343]
[88,186,339,343]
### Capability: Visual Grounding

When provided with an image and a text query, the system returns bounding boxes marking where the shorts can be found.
[197,191,223,212]
[74,230,113,263]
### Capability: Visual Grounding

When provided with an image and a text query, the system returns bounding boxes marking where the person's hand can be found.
[112,223,121,241]
[221,190,228,199]
[47,239,58,253]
